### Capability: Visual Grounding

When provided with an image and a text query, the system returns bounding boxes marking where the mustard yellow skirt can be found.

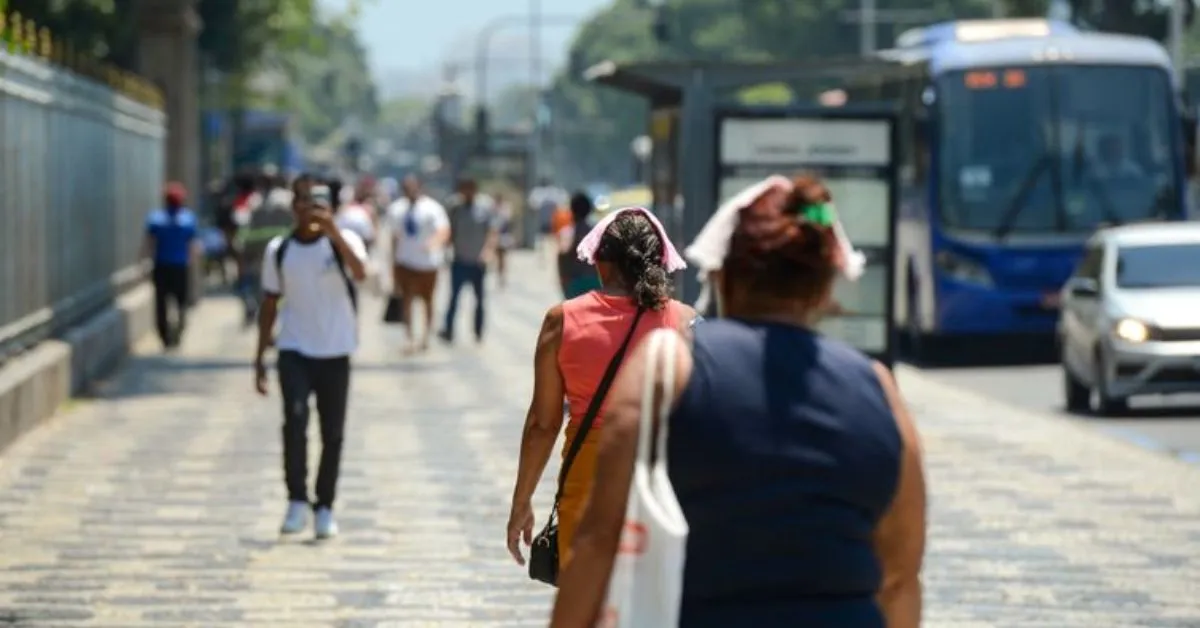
[557,421,603,569]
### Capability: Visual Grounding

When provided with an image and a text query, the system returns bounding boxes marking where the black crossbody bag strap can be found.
[551,307,646,509]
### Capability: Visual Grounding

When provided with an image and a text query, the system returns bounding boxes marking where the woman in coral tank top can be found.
[506,207,698,572]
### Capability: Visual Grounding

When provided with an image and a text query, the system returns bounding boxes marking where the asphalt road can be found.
[918,362,1200,464]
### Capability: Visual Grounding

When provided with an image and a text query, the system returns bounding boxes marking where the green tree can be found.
[8,0,140,68]
[1065,0,1193,42]
[378,97,431,131]
[271,19,379,142]
[198,0,362,76]
[543,0,1049,185]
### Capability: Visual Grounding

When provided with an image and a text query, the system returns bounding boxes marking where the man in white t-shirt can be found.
[387,174,449,353]
[254,176,368,540]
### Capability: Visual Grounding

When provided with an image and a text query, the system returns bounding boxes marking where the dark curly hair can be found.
[724,173,839,303]
[594,211,673,310]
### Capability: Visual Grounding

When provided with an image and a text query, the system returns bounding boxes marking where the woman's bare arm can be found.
[550,329,694,628]
[871,362,927,628]
[507,306,567,562]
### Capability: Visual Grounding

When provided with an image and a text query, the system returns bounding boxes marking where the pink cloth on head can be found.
[575,206,687,272]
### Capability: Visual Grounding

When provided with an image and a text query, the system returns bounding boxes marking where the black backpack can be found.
[274,234,358,312]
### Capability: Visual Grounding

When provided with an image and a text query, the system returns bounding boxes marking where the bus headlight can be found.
[935,250,993,287]
[1114,318,1150,343]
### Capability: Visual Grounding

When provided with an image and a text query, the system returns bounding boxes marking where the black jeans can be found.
[152,263,189,347]
[442,260,486,341]
[277,350,351,510]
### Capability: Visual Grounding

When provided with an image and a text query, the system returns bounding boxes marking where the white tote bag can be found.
[598,329,689,628]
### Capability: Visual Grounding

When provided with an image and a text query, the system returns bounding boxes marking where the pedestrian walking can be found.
[549,174,925,628]
[238,175,293,325]
[143,182,199,350]
[557,192,603,299]
[254,177,368,540]
[336,181,379,254]
[493,192,516,289]
[507,206,696,579]
[388,174,450,353]
[439,177,499,345]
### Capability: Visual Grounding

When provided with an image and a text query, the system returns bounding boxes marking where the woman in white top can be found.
[388,175,450,353]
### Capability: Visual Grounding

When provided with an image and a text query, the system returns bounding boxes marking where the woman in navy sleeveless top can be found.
[550,174,927,627]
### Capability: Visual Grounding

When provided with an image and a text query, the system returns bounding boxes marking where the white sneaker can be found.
[280,500,310,534]
[314,507,338,539]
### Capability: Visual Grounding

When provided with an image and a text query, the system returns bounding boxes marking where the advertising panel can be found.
[716,112,897,363]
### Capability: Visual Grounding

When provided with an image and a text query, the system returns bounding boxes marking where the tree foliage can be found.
[544,0,993,184]
[198,0,365,76]
[271,19,379,142]
[7,0,140,68]
[1066,0,1194,42]
[5,1,368,84]
[544,0,1197,185]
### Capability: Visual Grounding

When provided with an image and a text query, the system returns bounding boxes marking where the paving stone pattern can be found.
[0,251,1197,627]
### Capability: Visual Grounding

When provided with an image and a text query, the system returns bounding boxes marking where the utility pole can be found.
[839,7,943,55]
[860,0,876,57]
[529,0,542,181]
[1171,0,1186,84]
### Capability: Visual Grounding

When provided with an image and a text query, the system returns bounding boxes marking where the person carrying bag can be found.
[598,328,689,627]
[509,205,694,592]
[528,308,646,586]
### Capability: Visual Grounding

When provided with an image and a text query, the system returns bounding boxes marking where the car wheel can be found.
[1063,359,1089,413]
[1092,349,1129,416]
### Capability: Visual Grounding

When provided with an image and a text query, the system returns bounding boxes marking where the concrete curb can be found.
[0,283,154,453]
[896,364,1200,484]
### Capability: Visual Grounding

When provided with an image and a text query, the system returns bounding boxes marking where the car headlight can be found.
[935,250,993,287]
[1114,318,1150,343]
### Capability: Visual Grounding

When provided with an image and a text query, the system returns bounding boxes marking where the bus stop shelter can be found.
[586,58,904,365]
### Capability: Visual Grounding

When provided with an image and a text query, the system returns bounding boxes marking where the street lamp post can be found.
[530,0,542,183]
[473,13,584,117]
[630,135,652,184]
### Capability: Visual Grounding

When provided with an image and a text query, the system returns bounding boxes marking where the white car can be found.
[1059,222,1200,415]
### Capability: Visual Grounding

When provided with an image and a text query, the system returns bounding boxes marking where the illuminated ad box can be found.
[715,110,898,365]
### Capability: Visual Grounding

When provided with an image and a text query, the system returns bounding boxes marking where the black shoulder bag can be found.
[529,307,646,586]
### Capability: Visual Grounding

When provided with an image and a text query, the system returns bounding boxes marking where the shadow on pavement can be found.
[1064,403,1200,420]
[86,353,449,400]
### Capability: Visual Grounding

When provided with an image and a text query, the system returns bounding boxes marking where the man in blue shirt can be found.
[143,182,199,349]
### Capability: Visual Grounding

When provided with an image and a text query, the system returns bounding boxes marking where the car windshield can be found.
[1116,243,1200,288]
[938,65,1181,235]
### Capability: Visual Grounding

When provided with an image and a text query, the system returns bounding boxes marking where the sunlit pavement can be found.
[0,251,1197,627]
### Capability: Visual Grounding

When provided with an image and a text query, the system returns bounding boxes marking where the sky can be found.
[321,0,613,101]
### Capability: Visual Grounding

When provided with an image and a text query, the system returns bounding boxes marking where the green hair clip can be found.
[800,202,837,227]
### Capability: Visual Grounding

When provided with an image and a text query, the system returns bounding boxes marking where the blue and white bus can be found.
[838,19,1189,354]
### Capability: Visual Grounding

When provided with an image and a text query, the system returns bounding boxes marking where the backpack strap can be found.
[328,241,359,312]
[273,235,292,295]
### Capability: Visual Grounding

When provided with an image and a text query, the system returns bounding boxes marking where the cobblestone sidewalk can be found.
[0,252,1197,627]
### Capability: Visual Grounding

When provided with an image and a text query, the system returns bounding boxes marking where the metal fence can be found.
[0,26,166,364]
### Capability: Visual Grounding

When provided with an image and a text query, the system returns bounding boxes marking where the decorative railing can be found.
[0,10,168,364]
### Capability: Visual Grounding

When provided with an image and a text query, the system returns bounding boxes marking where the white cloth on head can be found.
[576,206,687,273]
[682,175,866,311]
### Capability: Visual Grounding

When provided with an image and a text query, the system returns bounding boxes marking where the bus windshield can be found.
[938,65,1180,236]
[235,127,287,170]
